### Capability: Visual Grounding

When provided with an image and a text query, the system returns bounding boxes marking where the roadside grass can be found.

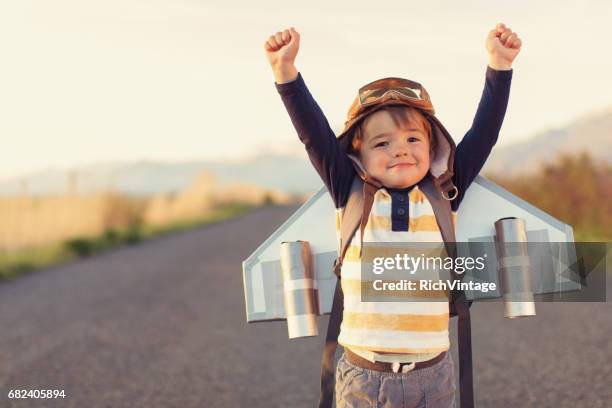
[0,203,256,281]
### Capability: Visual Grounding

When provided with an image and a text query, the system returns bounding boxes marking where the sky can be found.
[1,0,611,180]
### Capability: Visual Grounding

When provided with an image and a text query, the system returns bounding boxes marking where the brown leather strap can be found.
[455,293,473,408]
[320,177,363,408]
[345,349,447,373]
[319,280,344,408]
[432,169,458,201]
[334,178,366,278]
[358,181,378,256]
[419,175,456,246]
[323,176,381,407]
[420,176,474,407]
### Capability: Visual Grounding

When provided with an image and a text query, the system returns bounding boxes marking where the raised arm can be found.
[264,28,355,208]
[452,23,522,210]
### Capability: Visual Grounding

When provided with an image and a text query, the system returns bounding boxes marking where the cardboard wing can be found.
[242,176,576,323]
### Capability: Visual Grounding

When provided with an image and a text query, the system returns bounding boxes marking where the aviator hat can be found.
[337,77,458,199]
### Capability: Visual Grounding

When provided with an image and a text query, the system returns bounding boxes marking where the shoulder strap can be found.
[418,175,456,245]
[333,176,378,276]
[333,177,364,277]
[420,176,474,407]
[318,275,343,408]
[321,176,365,408]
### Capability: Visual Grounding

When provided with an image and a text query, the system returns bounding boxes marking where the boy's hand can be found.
[264,27,300,84]
[486,23,522,71]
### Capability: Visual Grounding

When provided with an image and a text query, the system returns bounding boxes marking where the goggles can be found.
[358,77,424,107]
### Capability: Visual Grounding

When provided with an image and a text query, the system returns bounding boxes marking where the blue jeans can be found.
[335,351,456,408]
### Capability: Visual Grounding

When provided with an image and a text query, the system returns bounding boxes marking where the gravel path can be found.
[0,205,609,407]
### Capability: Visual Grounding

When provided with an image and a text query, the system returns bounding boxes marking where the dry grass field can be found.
[0,171,301,279]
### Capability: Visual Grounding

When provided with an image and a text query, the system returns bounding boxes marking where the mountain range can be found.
[1,107,610,197]
[481,106,611,175]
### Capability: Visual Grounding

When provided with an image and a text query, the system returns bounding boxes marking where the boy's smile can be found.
[359,109,431,189]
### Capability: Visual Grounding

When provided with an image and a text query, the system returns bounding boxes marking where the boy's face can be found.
[358,110,431,189]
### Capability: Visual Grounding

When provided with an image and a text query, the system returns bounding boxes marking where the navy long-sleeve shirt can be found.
[275,67,512,230]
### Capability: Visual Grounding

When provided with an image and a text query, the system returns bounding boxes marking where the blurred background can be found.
[0,2,610,407]
[0,0,610,279]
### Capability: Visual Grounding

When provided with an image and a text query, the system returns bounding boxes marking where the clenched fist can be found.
[264,27,300,84]
[486,23,522,70]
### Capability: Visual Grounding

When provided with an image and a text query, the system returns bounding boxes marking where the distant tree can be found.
[490,151,611,241]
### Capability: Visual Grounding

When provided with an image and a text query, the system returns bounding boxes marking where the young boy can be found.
[264,24,521,408]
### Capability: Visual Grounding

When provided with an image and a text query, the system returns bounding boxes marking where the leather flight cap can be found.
[337,77,458,200]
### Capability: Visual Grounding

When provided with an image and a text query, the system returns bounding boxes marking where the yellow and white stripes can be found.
[336,186,457,354]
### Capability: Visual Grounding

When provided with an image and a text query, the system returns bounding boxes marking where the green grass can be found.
[0,203,257,281]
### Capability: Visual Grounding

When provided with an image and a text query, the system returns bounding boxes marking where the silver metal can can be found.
[494,217,536,318]
[280,241,320,338]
